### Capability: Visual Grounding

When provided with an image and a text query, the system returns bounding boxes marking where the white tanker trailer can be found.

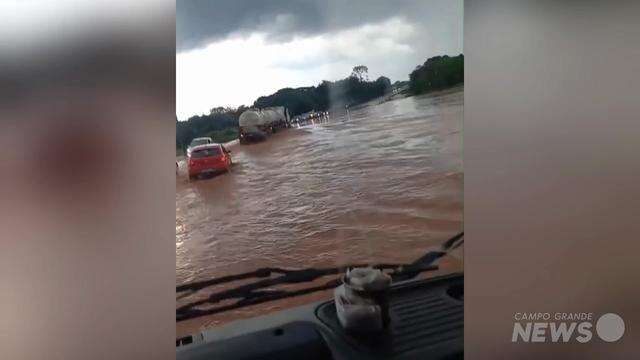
[238,106,290,144]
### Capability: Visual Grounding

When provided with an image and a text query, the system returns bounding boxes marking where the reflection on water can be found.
[176,87,463,334]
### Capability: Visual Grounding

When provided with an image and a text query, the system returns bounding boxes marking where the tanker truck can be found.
[238,106,290,144]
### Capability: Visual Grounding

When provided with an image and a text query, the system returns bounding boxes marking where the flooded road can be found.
[176,87,463,335]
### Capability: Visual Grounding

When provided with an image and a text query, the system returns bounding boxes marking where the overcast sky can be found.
[177,0,462,119]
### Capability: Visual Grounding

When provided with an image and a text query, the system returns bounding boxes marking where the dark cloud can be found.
[177,0,460,52]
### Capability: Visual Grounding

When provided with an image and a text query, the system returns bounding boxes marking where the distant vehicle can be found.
[187,143,232,180]
[187,137,213,156]
[239,106,290,144]
[290,110,328,127]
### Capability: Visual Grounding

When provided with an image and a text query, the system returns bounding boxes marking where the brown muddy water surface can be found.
[176,87,463,336]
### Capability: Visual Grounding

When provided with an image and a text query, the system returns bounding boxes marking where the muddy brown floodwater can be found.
[176,86,463,336]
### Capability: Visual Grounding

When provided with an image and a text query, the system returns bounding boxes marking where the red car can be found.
[187,143,232,180]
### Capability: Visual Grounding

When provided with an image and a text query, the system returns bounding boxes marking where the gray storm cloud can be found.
[177,0,462,52]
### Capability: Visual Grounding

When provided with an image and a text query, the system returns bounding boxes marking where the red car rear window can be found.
[191,147,222,158]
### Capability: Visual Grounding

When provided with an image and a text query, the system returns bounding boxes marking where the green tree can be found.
[409,54,464,95]
[351,65,369,82]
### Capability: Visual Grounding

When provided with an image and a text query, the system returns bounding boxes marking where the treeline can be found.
[254,74,392,115]
[409,54,464,95]
[176,107,245,153]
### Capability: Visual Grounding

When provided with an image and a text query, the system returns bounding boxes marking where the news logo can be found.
[512,312,625,343]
